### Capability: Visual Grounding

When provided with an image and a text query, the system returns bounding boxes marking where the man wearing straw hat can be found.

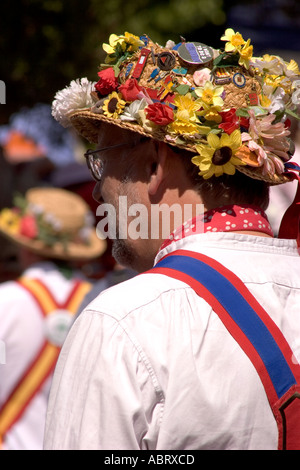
[0,187,106,449]
[45,29,300,450]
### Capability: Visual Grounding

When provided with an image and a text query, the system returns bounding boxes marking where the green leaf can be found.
[208,127,222,134]
[285,108,300,121]
[175,137,187,146]
[213,51,239,68]
[235,108,250,117]
[113,64,121,76]
[174,84,190,95]
[13,193,27,214]
[273,108,285,123]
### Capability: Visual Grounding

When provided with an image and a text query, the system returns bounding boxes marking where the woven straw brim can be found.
[70,109,174,145]
[70,109,292,186]
[0,225,106,261]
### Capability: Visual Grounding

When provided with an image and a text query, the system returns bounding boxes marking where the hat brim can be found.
[0,225,106,261]
[70,109,170,146]
[70,109,292,186]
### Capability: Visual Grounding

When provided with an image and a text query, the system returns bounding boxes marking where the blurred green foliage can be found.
[0,0,229,123]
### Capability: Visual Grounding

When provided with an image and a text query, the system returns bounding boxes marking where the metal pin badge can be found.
[157,51,176,71]
[178,42,214,66]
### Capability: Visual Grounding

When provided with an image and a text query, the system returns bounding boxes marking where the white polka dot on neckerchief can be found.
[160,204,273,251]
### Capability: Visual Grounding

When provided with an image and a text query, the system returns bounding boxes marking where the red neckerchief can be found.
[160,204,273,251]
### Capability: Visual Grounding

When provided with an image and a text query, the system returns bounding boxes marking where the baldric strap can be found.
[0,277,91,446]
[148,249,300,450]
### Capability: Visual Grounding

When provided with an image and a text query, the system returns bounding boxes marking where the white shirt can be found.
[44,233,300,450]
[0,262,87,450]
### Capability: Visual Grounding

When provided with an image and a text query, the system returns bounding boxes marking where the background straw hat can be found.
[0,187,106,260]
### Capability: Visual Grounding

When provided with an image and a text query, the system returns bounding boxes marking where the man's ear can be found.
[148,141,169,197]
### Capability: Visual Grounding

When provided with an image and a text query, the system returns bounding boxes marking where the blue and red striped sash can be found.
[148,249,300,450]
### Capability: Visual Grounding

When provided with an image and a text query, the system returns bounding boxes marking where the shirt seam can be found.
[116,320,166,431]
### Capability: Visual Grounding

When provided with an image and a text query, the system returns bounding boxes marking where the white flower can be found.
[165,40,176,50]
[44,213,62,231]
[251,55,284,75]
[193,68,212,87]
[283,60,300,81]
[266,88,287,114]
[84,211,95,228]
[120,98,148,122]
[52,78,96,127]
[292,80,300,105]
[79,226,92,243]
[28,202,44,215]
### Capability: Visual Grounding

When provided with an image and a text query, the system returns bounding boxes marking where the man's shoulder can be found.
[0,279,32,300]
[84,268,188,320]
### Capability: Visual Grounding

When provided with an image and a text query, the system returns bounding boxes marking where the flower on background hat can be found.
[0,188,106,260]
[52,28,300,185]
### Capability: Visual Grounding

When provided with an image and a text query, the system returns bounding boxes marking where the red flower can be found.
[20,215,38,239]
[219,108,249,134]
[145,103,174,126]
[119,79,142,102]
[95,68,118,96]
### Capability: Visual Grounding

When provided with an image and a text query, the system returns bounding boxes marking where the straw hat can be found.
[52,29,300,185]
[0,187,106,260]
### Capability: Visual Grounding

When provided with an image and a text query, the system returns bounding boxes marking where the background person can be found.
[0,187,106,449]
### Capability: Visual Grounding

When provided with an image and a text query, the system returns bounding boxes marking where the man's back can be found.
[45,233,300,450]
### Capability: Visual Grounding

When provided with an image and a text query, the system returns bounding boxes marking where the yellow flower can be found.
[103,92,126,119]
[168,120,200,135]
[264,73,291,93]
[103,32,143,56]
[194,81,224,109]
[0,208,21,234]
[221,28,245,52]
[191,129,246,179]
[238,39,253,69]
[103,34,125,55]
[168,93,203,135]
[201,106,222,123]
[286,59,300,76]
[174,93,202,121]
[123,32,144,52]
[259,94,272,108]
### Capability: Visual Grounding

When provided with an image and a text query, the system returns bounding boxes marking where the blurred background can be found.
[1,0,300,123]
[0,0,299,280]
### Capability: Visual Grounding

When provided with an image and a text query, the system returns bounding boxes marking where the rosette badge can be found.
[52,29,300,185]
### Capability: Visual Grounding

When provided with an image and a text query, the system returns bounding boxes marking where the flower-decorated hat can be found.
[0,188,106,260]
[52,29,300,185]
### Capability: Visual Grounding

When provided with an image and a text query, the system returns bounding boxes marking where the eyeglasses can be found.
[84,143,132,181]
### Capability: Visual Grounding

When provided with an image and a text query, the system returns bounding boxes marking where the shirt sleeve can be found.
[44,308,164,450]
